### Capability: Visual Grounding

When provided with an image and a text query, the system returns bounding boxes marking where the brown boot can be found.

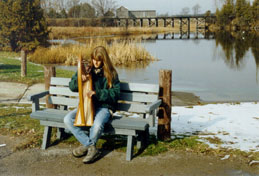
[72,145,89,157]
[83,145,99,163]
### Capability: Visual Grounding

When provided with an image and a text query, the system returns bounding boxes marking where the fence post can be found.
[158,69,172,140]
[44,65,56,108]
[21,49,27,77]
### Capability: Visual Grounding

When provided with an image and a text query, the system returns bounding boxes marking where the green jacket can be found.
[69,71,120,112]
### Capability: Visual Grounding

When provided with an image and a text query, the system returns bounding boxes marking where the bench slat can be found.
[120,82,159,93]
[50,77,159,93]
[49,86,79,97]
[119,92,157,103]
[49,96,79,107]
[50,77,70,86]
[117,103,147,113]
[111,117,149,131]
[30,109,68,123]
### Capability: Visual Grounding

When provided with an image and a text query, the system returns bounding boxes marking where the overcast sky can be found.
[116,0,254,15]
[117,0,218,15]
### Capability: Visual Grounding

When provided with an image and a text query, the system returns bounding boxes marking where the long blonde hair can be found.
[90,46,117,88]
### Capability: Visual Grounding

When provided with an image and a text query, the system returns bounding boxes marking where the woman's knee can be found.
[64,109,76,126]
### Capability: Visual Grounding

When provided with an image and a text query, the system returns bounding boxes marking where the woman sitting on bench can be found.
[64,46,120,164]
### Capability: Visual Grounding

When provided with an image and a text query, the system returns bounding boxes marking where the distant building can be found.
[116,6,156,18]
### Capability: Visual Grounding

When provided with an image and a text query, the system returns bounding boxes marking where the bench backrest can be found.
[49,77,159,117]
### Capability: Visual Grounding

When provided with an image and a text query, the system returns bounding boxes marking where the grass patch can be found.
[0,103,43,149]
[0,51,74,85]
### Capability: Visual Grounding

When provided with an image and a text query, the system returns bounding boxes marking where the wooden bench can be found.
[28,77,161,161]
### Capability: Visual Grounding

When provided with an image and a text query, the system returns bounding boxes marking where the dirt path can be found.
[0,135,258,176]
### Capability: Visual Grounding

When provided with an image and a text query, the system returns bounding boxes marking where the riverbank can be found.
[0,81,201,106]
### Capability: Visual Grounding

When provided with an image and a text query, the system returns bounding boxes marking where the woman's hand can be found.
[86,90,95,98]
[82,74,89,82]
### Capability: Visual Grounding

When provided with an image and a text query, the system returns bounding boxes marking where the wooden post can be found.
[158,70,172,141]
[44,65,56,108]
[21,49,27,77]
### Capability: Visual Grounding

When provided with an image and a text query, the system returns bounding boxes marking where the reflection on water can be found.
[117,31,259,102]
[215,31,259,71]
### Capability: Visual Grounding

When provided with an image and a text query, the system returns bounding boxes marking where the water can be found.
[55,31,259,102]
[117,32,259,102]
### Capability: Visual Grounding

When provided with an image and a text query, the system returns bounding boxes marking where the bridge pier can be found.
[171,18,174,27]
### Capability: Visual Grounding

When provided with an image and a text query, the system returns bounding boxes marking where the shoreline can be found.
[0,81,257,106]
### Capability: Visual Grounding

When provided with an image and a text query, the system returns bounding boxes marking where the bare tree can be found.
[181,7,190,15]
[192,4,201,15]
[91,0,117,17]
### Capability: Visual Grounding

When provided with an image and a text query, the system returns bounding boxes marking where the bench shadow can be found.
[0,64,20,72]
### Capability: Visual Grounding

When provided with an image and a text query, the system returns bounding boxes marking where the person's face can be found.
[93,59,102,68]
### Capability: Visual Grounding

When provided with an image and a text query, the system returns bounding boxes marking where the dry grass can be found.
[29,39,157,67]
[49,20,206,40]
[49,26,177,39]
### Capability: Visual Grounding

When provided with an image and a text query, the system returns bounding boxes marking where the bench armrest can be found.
[27,91,49,112]
[145,99,162,114]
[27,91,49,101]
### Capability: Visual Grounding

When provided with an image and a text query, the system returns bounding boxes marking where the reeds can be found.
[49,26,176,39]
[29,39,157,67]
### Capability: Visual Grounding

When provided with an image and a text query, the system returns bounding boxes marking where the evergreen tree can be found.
[60,8,68,18]
[251,0,259,23]
[235,0,252,25]
[68,3,95,18]
[0,0,50,51]
[216,0,235,26]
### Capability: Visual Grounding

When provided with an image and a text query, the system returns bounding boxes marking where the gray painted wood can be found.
[121,82,159,93]
[145,99,162,113]
[27,91,49,101]
[113,129,136,136]
[126,135,134,161]
[42,126,52,149]
[32,99,39,112]
[50,77,70,86]
[117,103,148,113]
[40,121,67,129]
[56,128,64,140]
[49,86,78,97]
[30,109,69,123]
[119,92,157,103]
[48,96,79,107]
[111,117,148,131]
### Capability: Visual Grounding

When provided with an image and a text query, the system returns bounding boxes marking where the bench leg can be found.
[56,128,64,140]
[42,126,52,149]
[137,129,149,150]
[126,135,134,161]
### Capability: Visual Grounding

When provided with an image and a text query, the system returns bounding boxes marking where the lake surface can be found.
[117,32,259,102]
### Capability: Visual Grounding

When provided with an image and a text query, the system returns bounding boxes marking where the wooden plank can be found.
[117,103,147,113]
[126,135,134,161]
[30,109,69,123]
[40,121,67,129]
[48,96,79,107]
[158,69,172,140]
[121,82,159,93]
[119,92,158,103]
[50,77,70,86]
[111,117,148,131]
[49,86,78,97]
[42,126,52,149]
[113,129,136,136]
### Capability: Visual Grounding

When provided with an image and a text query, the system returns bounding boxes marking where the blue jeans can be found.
[64,107,111,147]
